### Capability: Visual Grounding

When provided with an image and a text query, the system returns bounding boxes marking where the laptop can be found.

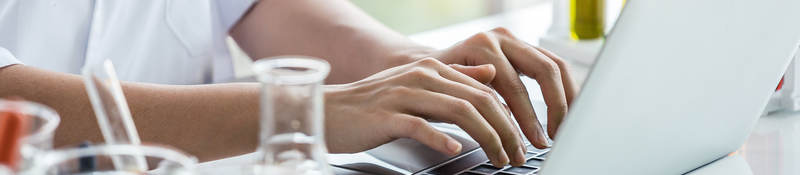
[331,0,800,174]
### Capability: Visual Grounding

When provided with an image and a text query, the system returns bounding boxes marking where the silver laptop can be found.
[333,0,800,174]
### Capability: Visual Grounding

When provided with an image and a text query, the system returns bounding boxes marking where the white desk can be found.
[202,1,798,174]
[739,111,800,175]
[685,110,800,175]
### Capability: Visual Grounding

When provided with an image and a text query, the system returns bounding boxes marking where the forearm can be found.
[231,0,433,83]
[0,65,259,161]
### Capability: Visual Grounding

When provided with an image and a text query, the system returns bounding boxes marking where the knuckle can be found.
[471,90,496,107]
[491,27,512,36]
[466,32,495,45]
[546,53,568,69]
[538,60,561,78]
[497,127,518,141]
[448,99,476,115]
[405,67,435,79]
[415,57,441,67]
[507,82,529,96]
[478,87,495,96]
[547,102,569,116]
[402,117,428,134]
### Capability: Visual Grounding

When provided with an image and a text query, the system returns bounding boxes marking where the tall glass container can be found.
[570,0,605,40]
[252,56,331,175]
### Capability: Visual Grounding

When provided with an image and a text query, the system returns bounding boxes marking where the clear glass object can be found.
[0,99,61,171]
[251,56,332,175]
[0,165,10,175]
[24,144,197,175]
[82,60,147,171]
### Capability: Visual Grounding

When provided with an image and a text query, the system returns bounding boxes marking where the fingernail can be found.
[540,133,550,147]
[447,139,462,154]
[498,148,510,165]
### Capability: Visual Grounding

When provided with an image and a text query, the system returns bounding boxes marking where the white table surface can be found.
[201,1,797,174]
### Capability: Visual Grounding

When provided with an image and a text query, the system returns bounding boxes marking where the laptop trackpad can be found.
[364,123,480,173]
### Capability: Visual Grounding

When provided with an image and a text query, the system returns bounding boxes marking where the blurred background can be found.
[228,0,547,78]
[350,0,542,34]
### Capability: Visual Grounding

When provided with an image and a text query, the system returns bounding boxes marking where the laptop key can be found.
[525,159,543,167]
[458,172,483,175]
[470,164,501,174]
[503,166,537,174]
[525,145,537,152]
[536,152,548,159]
[427,150,491,174]
[495,172,516,175]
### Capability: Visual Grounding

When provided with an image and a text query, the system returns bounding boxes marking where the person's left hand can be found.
[425,27,579,149]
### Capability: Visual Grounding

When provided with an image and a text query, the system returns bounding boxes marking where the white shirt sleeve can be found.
[213,0,257,31]
[0,47,21,69]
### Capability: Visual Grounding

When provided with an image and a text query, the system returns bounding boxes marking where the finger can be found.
[391,114,462,156]
[448,64,496,84]
[396,65,525,166]
[420,63,526,166]
[503,103,511,115]
[493,62,551,149]
[437,62,528,165]
[413,58,496,91]
[533,46,578,138]
[502,102,526,153]
[533,46,578,105]
[468,39,550,149]
[388,86,509,167]
[495,32,569,140]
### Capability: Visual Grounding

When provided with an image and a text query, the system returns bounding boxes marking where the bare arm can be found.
[0,0,576,167]
[230,0,434,84]
[232,0,577,166]
[0,65,259,161]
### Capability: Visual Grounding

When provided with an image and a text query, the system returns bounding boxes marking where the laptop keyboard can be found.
[419,143,550,175]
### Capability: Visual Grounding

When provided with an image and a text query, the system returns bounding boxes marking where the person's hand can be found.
[324,58,529,167]
[427,27,579,149]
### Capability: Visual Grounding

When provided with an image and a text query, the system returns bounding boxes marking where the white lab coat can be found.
[0,0,255,84]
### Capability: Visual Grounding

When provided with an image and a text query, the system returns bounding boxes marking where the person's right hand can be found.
[324,58,529,167]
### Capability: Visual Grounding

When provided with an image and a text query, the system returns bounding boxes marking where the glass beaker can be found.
[24,144,197,175]
[0,165,10,175]
[252,56,331,175]
[0,99,61,171]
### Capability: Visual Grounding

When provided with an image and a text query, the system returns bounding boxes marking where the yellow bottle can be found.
[570,0,605,40]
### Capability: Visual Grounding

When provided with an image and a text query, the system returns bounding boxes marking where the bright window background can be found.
[351,0,493,34]
[351,0,543,34]
[230,0,545,78]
